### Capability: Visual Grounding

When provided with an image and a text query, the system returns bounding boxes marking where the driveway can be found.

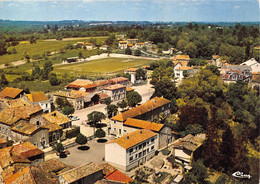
[58,135,115,167]
[71,81,154,136]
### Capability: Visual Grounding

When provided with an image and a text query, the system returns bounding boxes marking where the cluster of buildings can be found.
[118,39,152,50]
[172,54,260,83]
[55,77,131,110]
[105,96,179,171]
[0,141,133,184]
[0,87,72,149]
[207,56,260,82]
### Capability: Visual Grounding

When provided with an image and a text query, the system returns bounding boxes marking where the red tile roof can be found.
[105,84,126,91]
[0,87,23,99]
[0,142,43,170]
[111,97,171,122]
[0,104,42,126]
[109,77,129,84]
[97,92,111,100]
[106,129,157,149]
[123,118,164,132]
[105,169,133,184]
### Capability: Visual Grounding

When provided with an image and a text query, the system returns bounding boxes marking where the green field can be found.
[0,36,108,65]
[10,80,65,93]
[54,57,155,75]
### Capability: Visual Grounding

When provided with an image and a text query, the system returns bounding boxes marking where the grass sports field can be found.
[54,57,155,75]
[0,36,107,65]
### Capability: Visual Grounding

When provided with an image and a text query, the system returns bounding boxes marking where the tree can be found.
[42,61,53,80]
[136,68,146,80]
[126,91,142,107]
[125,47,132,55]
[87,111,106,127]
[32,65,41,79]
[95,128,106,138]
[152,78,177,101]
[134,169,148,183]
[117,100,128,111]
[220,126,236,173]
[75,133,88,145]
[55,142,64,153]
[49,73,60,86]
[78,51,83,58]
[104,98,112,106]
[184,42,197,58]
[62,106,75,116]
[55,97,65,108]
[0,38,7,55]
[106,104,118,118]
[134,49,142,56]
[205,65,220,76]
[0,74,9,88]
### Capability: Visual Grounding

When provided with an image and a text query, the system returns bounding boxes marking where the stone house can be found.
[11,120,49,149]
[25,92,51,113]
[53,91,84,110]
[104,84,126,101]
[58,162,103,184]
[42,110,71,143]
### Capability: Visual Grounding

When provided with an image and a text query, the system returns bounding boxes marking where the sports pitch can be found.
[54,57,155,74]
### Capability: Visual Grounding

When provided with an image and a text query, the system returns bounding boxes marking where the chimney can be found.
[126,136,129,140]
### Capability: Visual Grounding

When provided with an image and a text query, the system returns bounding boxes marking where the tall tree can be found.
[126,91,142,107]
[220,126,236,173]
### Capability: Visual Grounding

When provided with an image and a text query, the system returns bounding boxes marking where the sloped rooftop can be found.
[106,129,157,149]
[111,97,171,122]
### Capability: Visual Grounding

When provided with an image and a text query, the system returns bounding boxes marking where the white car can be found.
[70,116,80,121]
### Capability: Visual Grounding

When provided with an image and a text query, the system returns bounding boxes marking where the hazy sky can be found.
[0,0,259,22]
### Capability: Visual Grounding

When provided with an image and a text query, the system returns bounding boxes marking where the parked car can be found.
[69,116,80,121]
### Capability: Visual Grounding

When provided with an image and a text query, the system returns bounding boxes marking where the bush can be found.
[95,128,106,138]
[55,143,64,153]
[62,106,75,116]
[75,133,88,145]
[66,126,80,138]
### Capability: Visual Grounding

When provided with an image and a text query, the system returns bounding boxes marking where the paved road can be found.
[57,135,115,167]
[71,81,154,137]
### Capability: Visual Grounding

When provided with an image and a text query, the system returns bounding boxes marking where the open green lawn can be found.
[54,57,154,75]
[0,36,108,65]
[3,49,102,75]
[10,80,65,93]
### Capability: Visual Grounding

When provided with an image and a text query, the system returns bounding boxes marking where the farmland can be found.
[0,36,108,65]
[54,57,155,76]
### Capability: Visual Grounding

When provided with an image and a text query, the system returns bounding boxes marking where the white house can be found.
[123,118,173,149]
[174,66,193,80]
[25,92,51,113]
[118,41,128,49]
[240,58,260,73]
[105,129,158,171]
[100,45,109,51]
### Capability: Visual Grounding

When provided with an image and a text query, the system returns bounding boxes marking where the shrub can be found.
[66,126,80,138]
[75,133,88,145]
[56,143,64,153]
[95,128,106,138]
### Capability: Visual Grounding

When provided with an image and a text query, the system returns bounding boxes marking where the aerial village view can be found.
[0,0,259,184]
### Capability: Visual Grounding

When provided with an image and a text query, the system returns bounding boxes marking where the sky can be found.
[0,0,259,22]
